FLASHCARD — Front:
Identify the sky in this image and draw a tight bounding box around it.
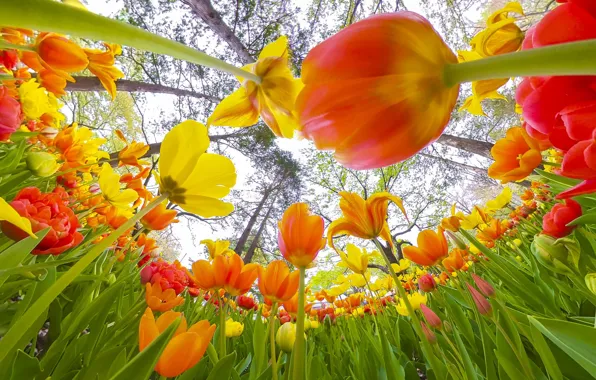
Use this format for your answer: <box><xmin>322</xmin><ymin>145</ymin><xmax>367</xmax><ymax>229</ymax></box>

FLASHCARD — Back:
<box><xmin>82</xmin><ymin>0</ymin><xmax>485</xmax><ymax>267</ymax></box>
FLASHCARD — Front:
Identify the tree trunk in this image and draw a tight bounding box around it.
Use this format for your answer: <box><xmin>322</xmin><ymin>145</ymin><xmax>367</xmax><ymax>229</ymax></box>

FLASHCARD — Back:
<box><xmin>182</xmin><ymin>0</ymin><xmax>254</xmax><ymax>64</ymax></box>
<box><xmin>419</xmin><ymin>152</ymin><xmax>489</xmax><ymax>176</ymax></box>
<box><xmin>243</xmin><ymin>203</ymin><xmax>275</xmax><ymax>263</ymax></box>
<box><xmin>436</xmin><ymin>134</ymin><xmax>494</xmax><ymax>159</ymax></box>
<box><xmin>65</xmin><ymin>76</ymin><xmax>221</xmax><ymax>102</ymax></box>
<box><xmin>234</xmin><ymin>189</ymin><xmax>272</xmax><ymax>254</ymax></box>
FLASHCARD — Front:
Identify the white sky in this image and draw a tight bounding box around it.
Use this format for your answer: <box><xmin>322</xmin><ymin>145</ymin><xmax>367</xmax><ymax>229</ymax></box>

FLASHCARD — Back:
<box><xmin>82</xmin><ymin>0</ymin><xmax>485</xmax><ymax>266</ymax></box>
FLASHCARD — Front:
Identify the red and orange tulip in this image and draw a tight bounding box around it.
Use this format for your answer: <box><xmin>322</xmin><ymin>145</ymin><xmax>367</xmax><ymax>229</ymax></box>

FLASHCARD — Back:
<box><xmin>278</xmin><ymin>203</ymin><xmax>325</xmax><ymax>267</ymax></box>
<box><xmin>139</xmin><ymin>308</ymin><xmax>215</xmax><ymax>377</ymax></box>
<box><xmin>258</xmin><ymin>260</ymin><xmax>300</xmax><ymax>303</ymax></box>
<box><xmin>488</xmin><ymin>126</ymin><xmax>543</xmax><ymax>183</ymax></box>
<box><xmin>442</xmin><ymin>248</ymin><xmax>467</xmax><ymax>272</ymax></box>
<box><xmin>191</xmin><ymin>253</ymin><xmax>259</xmax><ymax>296</ymax></box>
<box><xmin>141</xmin><ymin>198</ymin><xmax>179</xmax><ymax>231</ymax></box>
<box><xmin>297</xmin><ymin>12</ymin><xmax>459</xmax><ymax>169</ymax></box>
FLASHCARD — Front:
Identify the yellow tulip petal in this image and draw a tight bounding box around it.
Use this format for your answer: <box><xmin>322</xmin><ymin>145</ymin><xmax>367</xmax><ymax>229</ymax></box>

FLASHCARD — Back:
<box><xmin>207</xmin><ymin>87</ymin><xmax>259</xmax><ymax>128</ymax></box>
<box><xmin>258</xmin><ymin>35</ymin><xmax>289</xmax><ymax>60</ymax></box>
<box><xmin>0</xmin><ymin>197</ymin><xmax>35</xmax><ymax>238</ymax></box>
<box><xmin>159</xmin><ymin>120</ymin><xmax>209</xmax><ymax>182</ymax></box>
<box><xmin>179</xmin><ymin>196</ymin><xmax>235</xmax><ymax>218</ymax></box>
<box><xmin>182</xmin><ymin>153</ymin><xmax>237</xmax><ymax>198</ymax></box>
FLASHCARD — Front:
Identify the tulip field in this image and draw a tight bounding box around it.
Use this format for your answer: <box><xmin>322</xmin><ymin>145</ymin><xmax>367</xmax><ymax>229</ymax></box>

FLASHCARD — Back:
<box><xmin>2</xmin><ymin>0</ymin><xmax>596</xmax><ymax>379</ymax></box>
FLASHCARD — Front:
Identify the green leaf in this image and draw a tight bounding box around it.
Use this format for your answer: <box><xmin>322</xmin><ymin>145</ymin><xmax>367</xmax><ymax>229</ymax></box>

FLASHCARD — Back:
<box><xmin>1</xmin><ymin>0</ymin><xmax>258</xmax><ymax>82</ymax></box>
<box><xmin>108</xmin><ymin>317</ymin><xmax>181</xmax><ymax>380</ymax></box>
<box><xmin>9</xmin><ymin>350</ymin><xmax>41</xmax><ymax>380</ymax></box>
<box><xmin>0</xmin><ymin>228</ymin><xmax>49</xmax><ymax>287</ymax></box>
<box><xmin>452</xmin><ymin>330</ymin><xmax>479</xmax><ymax>380</ymax></box>
<box><xmin>568</xmin><ymin>211</ymin><xmax>596</xmax><ymax>226</ymax></box>
<box><xmin>76</xmin><ymin>347</ymin><xmax>126</xmax><ymax>380</ymax></box>
<box><xmin>0</xmin><ymin>140</ymin><xmax>27</xmax><ymax>175</ymax></box>
<box><xmin>529</xmin><ymin>322</ymin><xmax>563</xmax><ymax>380</ymax></box>
<box><xmin>529</xmin><ymin>316</ymin><xmax>596</xmax><ymax>376</ymax></box>
<box><xmin>206</xmin><ymin>352</ymin><xmax>237</xmax><ymax>380</ymax></box>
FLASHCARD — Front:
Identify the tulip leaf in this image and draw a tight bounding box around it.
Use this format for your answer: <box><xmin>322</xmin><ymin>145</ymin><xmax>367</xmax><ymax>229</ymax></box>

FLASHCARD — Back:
<box><xmin>529</xmin><ymin>321</ymin><xmax>563</xmax><ymax>380</ymax></box>
<box><xmin>108</xmin><ymin>317</ymin><xmax>181</xmax><ymax>380</ymax></box>
<box><xmin>0</xmin><ymin>228</ymin><xmax>48</xmax><ymax>287</ymax></box>
<box><xmin>9</xmin><ymin>350</ymin><xmax>41</xmax><ymax>380</ymax></box>
<box><xmin>528</xmin><ymin>316</ymin><xmax>596</xmax><ymax>376</ymax></box>
<box><xmin>536</xmin><ymin>169</ymin><xmax>580</xmax><ymax>187</ymax></box>
<box><xmin>206</xmin><ymin>351</ymin><xmax>237</xmax><ymax>380</ymax></box>
<box><xmin>77</xmin><ymin>346</ymin><xmax>126</xmax><ymax>380</ymax></box>
<box><xmin>0</xmin><ymin>140</ymin><xmax>27</xmax><ymax>176</ymax></box>
<box><xmin>568</xmin><ymin>211</ymin><xmax>596</xmax><ymax>226</ymax></box>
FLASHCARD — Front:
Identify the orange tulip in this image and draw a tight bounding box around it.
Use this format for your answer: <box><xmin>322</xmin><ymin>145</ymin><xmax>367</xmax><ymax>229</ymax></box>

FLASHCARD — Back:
<box><xmin>145</xmin><ymin>282</ymin><xmax>184</xmax><ymax>312</ymax></box>
<box><xmin>488</xmin><ymin>126</ymin><xmax>542</xmax><ymax>183</ymax></box>
<box><xmin>282</xmin><ymin>291</ymin><xmax>303</xmax><ymax>315</ymax></box>
<box><xmin>35</xmin><ymin>33</ymin><xmax>89</xmax><ymax>73</ymax></box>
<box><xmin>442</xmin><ymin>248</ymin><xmax>466</xmax><ymax>272</ymax></box>
<box><xmin>277</xmin><ymin>203</ymin><xmax>325</xmax><ymax>267</ymax></box>
<box><xmin>84</xmin><ymin>43</ymin><xmax>124</xmax><ymax>99</ymax></box>
<box><xmin>141</xmin><ymin>199</ymin><xmax>178</xmax><ymax>231</ymax></box>
<box><xmin>191</xmin><ymin>253</ymin><xmax>259</xmax><ymax>296</ymax></box>
<box><xmin>115</xmin><ymin>130</ymin><xmax>149</xmax><ymax>168</ymax></box>
<box><xmin>346</xmin><ymin>293</ymin><xmax>362</xmax><ymax>308</ymax></box>
<box><xmin>477</xmin><ymin>219</ymin><xmax>506</xmax><ymax>248</ymax></box>
<box><xmin>297</xmin><ymin>12</ymin><xmax>459</xmax><ymax>169</ymax></box>
<box><xmin>403</xmin><ymin>227</ymin><xmax>448</xmax><ymax>266</ymax></box>
<box><xmin>38</xmin><ymin>69</ymin><xmax>67</xmax><ymax>96</ymax></box>
<box><xmin>139</xmin><ymin>308</ymin><xmax>215</xmax><ymax>377</ymax></box>
<box><xmin>258</xmin><ymin>260</ymin><xmax>300</xmax><ymax>303</ymax></box>
<box><xmin>327</xmin><ymin>192</ymin><xmax>407</xmax><ymax>252</ymax></box>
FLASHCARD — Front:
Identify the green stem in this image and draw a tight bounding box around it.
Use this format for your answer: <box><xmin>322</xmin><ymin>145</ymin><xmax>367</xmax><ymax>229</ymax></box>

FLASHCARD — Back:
<box><xmin>373</xmin><ymin>239</ymin><xmax>444</xmax><ymax>373</ymax></box>
<box><xmin>0</xmin><ymin>40</ymin><xmax>34</xmax><ymax>51</ymax></box>
<box><xmin>269</xmin><ymin>302</ymin><xmax>279</xmax><ymax>380</ymax></box>
<box><xmin>4</xmin><ymin>0</ymin><xmax>261</xmax><ymax>83</ymax></box>
<box><xmin>218</xmin><ymin>294</ymin><xmax>227</xmax><ymax>358</ymax></box>
<box><xmin>443</xmin><ymin>40</ymin><xmax>596</xmax><ymax>87</ymax></box>
<box><xmin>0</xmin><ymin>193</ymin><xmax>167</xmax><ymax>364</ymax></box>
<box><xmin>292</xmin><ymin>266</ymin><xmax>306</xmax><ymax>380</ymax></box>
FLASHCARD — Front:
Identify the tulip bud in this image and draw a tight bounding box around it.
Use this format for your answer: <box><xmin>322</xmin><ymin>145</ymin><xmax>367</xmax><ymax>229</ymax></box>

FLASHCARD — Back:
<box><xmin>471</xmin><ymin>274</ymin><xmax>495</xmax><ymax>298</ymax></box>
<box><xmin>418</xmin><ymin>273</ymin><xmax>437</xmax><ymax>293</ymax></box>
<box><xmin>531</xmin><ymin>234</ymin><xmax>580</xmax><ymax>275</ymax></box>
<box><xmin>310</xmin><ymin>319</ymin><xmax>320</xmax><ymax>329</ymax></box>
<box><xmin>443</xmin><ymin>320</ymin><xmax>453</xmax><ymax>333</ymax></box>
<box><xmin>420</xmin><ymin>304</ymin><xmax>442</xmax><ymax>329</ymax></box>
<box><xmin>40</xmin><ymin>126</ymin><xmax>58</xmax><ymax>140</ymax></box>
<box><xmin>467</xmin><ymin>284</ymin><xmax>492</xmax><ymax>316</ymax></box>
<box><xmin>276</xmin><ymin>322</ymin><xmax>297</xmax><ymax>353</ymax></box>
<box><xmin>421</xmin><ymin>322</ymin><xmax>437</xmax><ymax>344</ymax></box>
<box><xmin>586</xmin><ymin>273</ymin><xmax>596</xmax><ymax>295</ymax></box>
<box><xmin>225</xmin><ymin>319</ymin><xmax>244</xmax><ymax>337</ymax></box>
<box><xmin>26</xmin><ymin>152</ymin><xmax>60</xmax><ymax>177</ymax></box>
<box><xmin>36</xmin><ymin>33</ymin><xmax>89</xmax><ymax>72</ymax></box>
<box><xmin>303</xmin><ymin>317</ymin><xmax>312</xmax><ymax>331</ymax></box>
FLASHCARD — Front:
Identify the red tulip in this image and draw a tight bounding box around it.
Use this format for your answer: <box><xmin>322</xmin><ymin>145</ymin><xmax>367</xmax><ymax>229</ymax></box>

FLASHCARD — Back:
<box><xmin>418</xmin><ymin>274</ymin><xmax>437</xmax><ymax>293</ymax></box>
<box><xmin>0</xmin><ymin>86</ymin><xmax>21</xmax><ymax>141</ymax></box>
<box><xmin>542</xmin><ymin>199</ymin><xmax>582</xmax><ymax>238</ymax></box>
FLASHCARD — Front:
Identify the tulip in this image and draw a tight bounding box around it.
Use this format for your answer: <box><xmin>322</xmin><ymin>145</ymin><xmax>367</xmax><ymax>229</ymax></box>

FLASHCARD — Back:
<box><xmin>35</xmin><ymin>33</ymin><xmax>89</xmax><ymax>72</ymax></box>
<box><xmin>139</xmin><ymin>308</ymin><xmax>215</xmax><ymax>377</ymax></box>
<box><xmin>470</xmin><ymin>2</ymin><xmax>525</xmax><ymax>57</ymax></box>
<box><xmin>421</xmin><ymin>322</ymin><xmax>437</xmax><ymax>344</ymax></box>
<box><xmin>542</xmin><ymin>199</ymin><xmax>581</xmax><ymax>238</ymax></box>
<box><xmin>276</xmin><ymin>322</ymin><xmax>297</xmax><ymax>353</ymax></box>
<box><xmin>471</xmin><ymin>274</ymin><xmax>495</xmax><ymax>298</ymax></box>
<box><xmin>531</xmin><ymin>234</ymin><xmax>580</xmax><ymax>275</ymax></box>
<box><xmin>420</xmin><ymin>304</ymin><xmax>442</xmax><ymax>329</ymax></box>
<box><xmin>38</xmin><ymin>69</ymin><xmax>68</xmax><ymax>97</ymax></box>
<box><xmin>278</xmin><ymin>203</ymin><xmax>325</xmax><ymax>268</ymax></box>
<box><xmin>191</xmin><ymin>253</ymin><xmax>259</xmax><ymax>296</ymax></box>
<box><xmin>0</xmin><ymin>197</ymin><xmax>34</xmax><ymax>238</ymax></box>
<box><xmin>476</xmin><ymin>219</ymin><xmax>506</xmax><ymax>248</ymax></box>
<box><xmin>442</xmin><ymin>248</ymin><xmax>467</xmax><ymax>272</ymax></box>
<box><xmin>467</xmin><ymin>284</ymin><xmax>492</xmax><ymax>316</ymax></box>
<box><xmin>25</xmin><ymin>152</ymin><xmax>60</xmax><ymax>177</ymax></box>
<box><xmin>115</xmin><ymin>129</ymin><xmax>149</xmax><ymax>168</ymax></box>
<box><xmin>418</xmin><ymin>274</ymin><xmax>437</xmax><ymax>293</ymax></box>
<box><xmin>488</xmin><ymin>126</ymin><xmax>543</xmax><ymax>183</ymax></box>
<box><xmin>258</xmin><ymin>260</ymin><xmax>300</xmax><ymax>303</ymax></box>
<box><xmin>201</xmin><ymin>239</ymin><xmax>235</xmax><ymax>259</ymax></box>
<box><xmin>395</xmin><ymin>292</ymin><xmax>427</xmax><ymax>316</ymax></box>
<box><xmin>225</xmin><ymin>318</ymin><xmax>244</xmax><ymax>337</ymax></box>
<box><xmin>208</xmin><ymin>36</ymin><xmax>301</xmax><ymax>138</ymax></box>
<box><xmin>157</xmin><ymin>120</ymin><xmax>236</xmax><ymax>217</ymax></box>
<box><xmin>83</xmin><ymin>43</ymin><xmax>124</xmax><ymax>99</ymax></box>
<box><xmin>141</xmin><ymin>199</ymin><xmax>178</xmax><ymax>231</ymax></box>
<box><xmin>557</xmin><ymin>140</ymin><xmax>596</xmax><ymax>199</ymax></box>
<box><xmin>327</xmin><ymin>191</ymin><xmax>407</xmax><ymax>252</ymax></box>
<box><xmin>98</xmin><ymin>163</ymin><xmax>139</xmax><ymax>210</ymax></box>
<box><xmin>237</xmin><ymin>294</ymin><xmax>257</xmax><ymax>310</ymax></box>
<box><xmin>145</xmin><ymin>282</ymin><xmax>184</xmax><ymax>312</ymax></box>
<box><xmin>297</xmin><ymin>12</ymin><xmax>459</xmax><ymax>169</ymax></box>
<box><xmin>338</xmin><ymin>244</ymin><xmax>376</xmax><ymax>275</ymax></box>
<box><xmin>0</xmin><ymin>86</ymin><xmax>21</xmax><ymax>140</ymax></box>
<box><xmin>440</xmin><ymin>204</ymin><xmax>463</xmax><ymax>232</ymax></box>
<box><xmin>403</xmin><ymin>227</ymin><xmax>448</xmax><ymax>266</ymax></box>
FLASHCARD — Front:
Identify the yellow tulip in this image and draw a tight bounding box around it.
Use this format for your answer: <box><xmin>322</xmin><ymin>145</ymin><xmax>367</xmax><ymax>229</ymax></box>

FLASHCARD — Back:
<box><xmin>225</xmin><ymin>318</ymin><xmax>244</xmax><ymax>337</ymax></box>
<box><xmin>98</xmin><ymin>163</ymin><xmax>138</xmax><ymax>210</ymax></box>
<box><xmin>460</xmin><ymin>206</ymin><xmax>490</xmax><ymax>230</ymax></box>
<box><xmin>0</xmin><ymin>197</ymin><xmax>35</xmax><ymax>237</ymax></box>
<box><xmin>471</xmin><ymin>2</ymin><xmax>524</xmax><ymax>57</ymax></box>
<box><xmin>395</xmin><ymin>292</ymin><xmax>427</xmax><ymax>316</ymax></box>
<box><xmin>485</xmin><ymin>187</ymin><xmax>512</xmax><ymax>213</ymax></box>
<box><xmin>337</xmin><ymin>244</ymin><xmax>376</xmax><ymax>275</ymax></box>
<box><xmin>391</xmin><ymin>259</ymin><xmax>411</xmax><ymax>273</ymax></box>
<box><xmin>208</xmin><ymin>36</ymin><xmax>302</xmax><ymax>138</ymax></box>
<box><xmin>157</xmin><ymin>120</ymin><xmax>237</xmax><ymax>217</ymax></box>
<box><xmin>276</xmin><ymin>322</ymin><xmax>297</xmax><ymax>353</ymax></box>
<box><xmin>200</xmin><ymin>239</ymin><xmax>235</xmax><ymax>259</ymax></box>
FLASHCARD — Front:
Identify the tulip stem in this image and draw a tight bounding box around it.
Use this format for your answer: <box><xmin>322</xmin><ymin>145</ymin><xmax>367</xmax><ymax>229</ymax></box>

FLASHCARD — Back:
<box><xmin>292</xmin><ymin>266</ymin><xmax>306</xmax><ymax>380</ymax></box>
<box><xmin>269</xmin><ymin>302</ymin><xmax>279</xmax><ymax>380</ymax></box>
<box><xmin>3</xmin><ymin>0</ymin><xmax>261</xmax><ymax>83</ymax></box>
<box><xmin>443</xmin><ymin>40</ymin><xmax>596</xmax><ymax>87</ymax></box>
<box><xmin>218</xmin><ymin>295</ymin><xmax>227</xmax><ymax>358</ymax></box>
